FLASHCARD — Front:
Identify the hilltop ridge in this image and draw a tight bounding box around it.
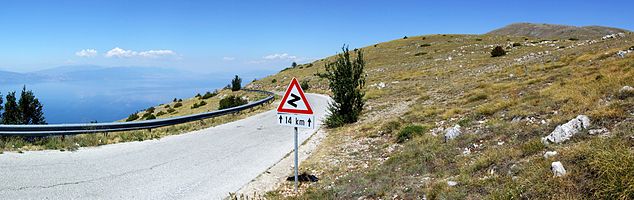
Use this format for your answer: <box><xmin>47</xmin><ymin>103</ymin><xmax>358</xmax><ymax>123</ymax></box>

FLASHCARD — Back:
<box><xmin>487</xmin><ymin>22</ymin><xmax>630</xmax><ymax>39</ymax></box>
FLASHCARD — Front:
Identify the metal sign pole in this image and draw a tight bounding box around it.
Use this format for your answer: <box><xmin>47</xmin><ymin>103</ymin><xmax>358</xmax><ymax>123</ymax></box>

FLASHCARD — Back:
<box><xmin>294</xmin><ymin>126</ymin><xmax>299</xmax><ymax>193</ymax></box>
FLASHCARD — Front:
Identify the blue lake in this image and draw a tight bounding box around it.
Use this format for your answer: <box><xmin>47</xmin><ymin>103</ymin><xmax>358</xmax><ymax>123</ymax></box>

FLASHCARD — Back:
<box><xmin>0</xmin><ymin>78</ymin><xmax>225</xmax><ymax>124</ymax></box>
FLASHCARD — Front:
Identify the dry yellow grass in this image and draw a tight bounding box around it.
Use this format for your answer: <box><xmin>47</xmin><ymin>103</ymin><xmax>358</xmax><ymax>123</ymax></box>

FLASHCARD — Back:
<box><xmin>254</xmin><ymin>33</ymin><xmax>634</xmax><ymax>199</ymax></box>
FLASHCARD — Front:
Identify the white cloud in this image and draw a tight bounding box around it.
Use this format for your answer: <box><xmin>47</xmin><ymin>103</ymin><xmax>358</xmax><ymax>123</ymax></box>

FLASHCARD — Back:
<box><xmin>263</xmin><ymin>53</ymin><xmax>297</xmax><ymax>60</ymax></box>
<box><xmin>139</xmin><ymin>50</ymin><xmax>176</xmax><ymax>58</ymax></box>
<box><xmin>222</xmin><ymin>56</ymin><xmax>236</xmax><ymax>61</ymax></box>
<box><xmin>105</xmin><ymin>47</ymin><xmax>176</xmax><ymax>58</ymax></box>
<box><xmin>105</xmin><ymin>47</ymin><xmax>136</xmax><ymax>58</ymax></box>
<box><xmin>75</xmin><ymin>49</ymin><xmax>98</xmax><ymax>57</ymax></box>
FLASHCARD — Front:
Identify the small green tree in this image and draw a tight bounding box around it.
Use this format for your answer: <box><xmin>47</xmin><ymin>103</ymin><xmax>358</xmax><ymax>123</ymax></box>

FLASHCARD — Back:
<box><xmin>16</xmin><ymin>86</ymin><xmax>46</xmax><ymax>124</ymax></box>
<box><xmin>2</xmin><ymin>92</ymin><xmax>20</xmax><ymax>124</ymax></box>
<box><xmin>317</xmin><ymin>45</ymin><xmax>366</xmax><ymax>127</ymax></box>
<box><xmin>231</xmin><ymin>75</ymin><xmax>242</xmax><ymax>91</ymax></box>
<box><xmin>291</xmin><ymin>62</ymin><xmax>298</xmax><ymax>68</ymax></box>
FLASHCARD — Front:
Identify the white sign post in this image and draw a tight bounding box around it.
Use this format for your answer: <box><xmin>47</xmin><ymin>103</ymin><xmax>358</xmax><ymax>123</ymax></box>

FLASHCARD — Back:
<box><xmin>276</xmin><ymin>77</ymin><xmax>314</xmax><ymax>192</ymax></box>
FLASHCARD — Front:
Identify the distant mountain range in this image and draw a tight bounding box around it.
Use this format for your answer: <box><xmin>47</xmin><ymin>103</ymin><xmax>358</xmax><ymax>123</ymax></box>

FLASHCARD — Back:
<box><xmin>0</xmin><ymin>65</ymin><xmax>212</xmax><ymax>84</ymax></box>
<box><xmin>487</xmin><ymin>22</ymin><xmax>631</xmax><ymax>39</ymax></box>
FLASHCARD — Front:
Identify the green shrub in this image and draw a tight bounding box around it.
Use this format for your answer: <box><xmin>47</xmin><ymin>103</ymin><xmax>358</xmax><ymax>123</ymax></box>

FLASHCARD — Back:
<box><xmin>420</xmin><ymin>43</ymin><xmax>431</xmax><ymax>47</ymax></box>
<box><xmin>146</xmin><ymin>107</ymin><xmax>155</xmax><ymax>113</ymax></box>
<box><xmin>201</xmin><ymin>91</ymin><xmax>218</xmax><ymax>99</ymax></box>
<box><xmin>126</xmin><ymin>113</ymin><xmax>139</xmax><ymax>121</ymax></box>
<box><xmin>475</xmin><ymin>38</ymin><xmax>483</xmax><ymax>41</ymax></box>
<box><xmin>414</xmin><ymin>52</ymin><xmax>427</xmax><ymax>56</ymax></box>
<box><xmin>381</xmin><ymin>120</ymin><xmax>401</xmax><ymax>135</ymax></box>
<box><xmin>195</xmin><ymin>93</ymin><xmax>201</xmax><ymax>98</ymax></box>
<box><xmin>219</xmin><ymin>95</ymin><xmax>248</xmax><ymax>110</ymax></box>
<box><xmin>568</xmin><ymin>38</ymin><xmax>579</xmax><ymax>41</ymax></box>
<box><xmin>403</xmin><ymin>36</ymin><xmax>408</xmax><ymax>39</ymax></box>
<box><xmin>520</xmin><ymin>138</ymin><xmax>545</xmax><ymax>156</ymax></box>
<box><xmin>167</xmin><ymin>108</ymin><xmax>176</xmax><ymax>113</ymax></box>
<box><xmin>173</xmin><ymin>102</ymin><xmax>182</xmax><ymax>108</ymax></box>
<box><xmin>396</xmin><ymin>125</ymin><xmax>427</xmax><ymax>143</ymax></box>
<box><xmin>512</xmin><ymin>42</ymin><xmax>522</xmax><ymax>47</ymax></box>
<box><xmin>467</xmin><ymin>93</ymin><xmax>488</xmax><ymax>102</ymax></box>
<box><xmin>300</xmin><ymin>80</ymin><xmax>310</xmax><ymax>91</ymax></box>
<box><xmin>156</xmin><ymin>111</ymin><xmax>166</xmax><ymax>116</ymax></box>
<box><xmin>271</xmin><ymin>79</ymin><xmax>277</xmax><ymax>83</ymax></box>
<box><xmin>141</xmin><ymin>112</ymin><xmax>153</xmax><ymax>119</ymax></box>
<box><xmin>164</xmin><ymin>104</ymin><xmax>170</xmax><ymax>108</ymax></box>
<box><xmin>145</xmin><ymin>114</ymin><xmax>156</xmax><ymax>120</ymax></box>
<box><xmin>191</xmin><ymin>101</ymin><xmax>207</xmax><ymax>109</ymax></box>
<box><xmin>491</xmin><ymin>46</ymin><xmax>506</xmax><ymax>57</ymax></box>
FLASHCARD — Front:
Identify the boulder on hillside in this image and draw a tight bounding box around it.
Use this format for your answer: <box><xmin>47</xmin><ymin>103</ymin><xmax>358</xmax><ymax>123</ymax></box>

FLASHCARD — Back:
<box><xmin>444</xmin><ymin>124</ymin><xmax>462</xmax><ymax>142</ymax></box>
<box><xmin>541</xmin><ymin>115</ymin><xmax>590</xmax><ymax>144</ymax></box>
<box><xmin>543</xmin><ymin>151</ymin><xmax>558</xmax><ymax>159</ymax></box>
<box><xmin>551</xmin><ymin>161</ymin><xmax>567</xmax><ymax>177</ymax></box>
<box><xmin>618</xmin><ymin>86</ymin><xmax>634</xmax><ymax>99</ymax></box>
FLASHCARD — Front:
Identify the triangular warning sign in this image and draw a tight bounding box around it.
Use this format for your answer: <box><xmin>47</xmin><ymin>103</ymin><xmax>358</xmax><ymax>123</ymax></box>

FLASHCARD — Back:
<box><xmin>277</xmin><ymin>78</ymin><xmax>314</xmax><ymax>114</ymax></box>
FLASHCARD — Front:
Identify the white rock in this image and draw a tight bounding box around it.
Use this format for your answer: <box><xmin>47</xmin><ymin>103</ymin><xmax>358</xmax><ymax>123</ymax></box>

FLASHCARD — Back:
<box><xmin>447</xmin><ymin>181</ymin><xmax>458</xmax><ymax>186</ymax></box>
<box><xmin>551</xmin><ymin>161</ymin><xmax>566</xmax><ymax>177</ymax></box>
<box><xmin>376</xmin><ymin>82</ymin><xmax>386</xmax><ymax>89</ymax></box>
<box><xmin>462</xmin><ymin>148</ymin><xmax>471</xmax><ymax>155</ymax></box>
<box><xmin>541</xmin><ymin>115</ymin><xmax>590</xmax><ymax>144</ymax></box>
<box><xmin>620</xmin><ymin>86</ymin><xmax>634</xmax><ymax>96</ymax></box>
<box><xmin>444</xmin><ymin>124</ymin><xmax>462</xmax><ymax>141</ymax></box>
<box><xmin>588</xmin><ymin>128</ymin><xmax>609</xmax><ymax>135</ymax></box>
<box><xmin>543</xmin><ymin>151</ymin><xmax>558</xmax><ymax>159</ymax></box>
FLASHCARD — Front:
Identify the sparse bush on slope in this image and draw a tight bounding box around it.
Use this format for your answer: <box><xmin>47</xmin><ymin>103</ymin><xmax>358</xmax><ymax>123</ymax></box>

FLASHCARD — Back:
<box><xmin>126</xmin><ymin>113</ymin><xmax>139</xmax><ymax>122</ymax></box>
<box><xmin>219</xmin><ymin>95</ymin><xmax>247</xmax><ymax>110</ymax></box>
<box><xmin>316</xmin><ymin>45</ymin><xmax>366</xmax><ymax>128</ymax></box>
<box><xmin>491</xmin><ymin>46</ymin><xmax>506</xmax><ymax>57</ymax></box>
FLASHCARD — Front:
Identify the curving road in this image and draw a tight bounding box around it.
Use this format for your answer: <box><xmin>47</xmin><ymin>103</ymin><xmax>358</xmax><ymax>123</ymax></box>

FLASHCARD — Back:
<box><xmin>0</xmin><ymin>93</ymin><xmax>330</xmax><ymax>199</ymax></box>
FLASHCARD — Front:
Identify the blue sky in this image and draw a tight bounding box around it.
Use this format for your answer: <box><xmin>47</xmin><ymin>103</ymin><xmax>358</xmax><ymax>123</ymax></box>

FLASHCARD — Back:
<box><xmin>1</xmin><ymin>0</ymin><xmax>632</xmax><ymax>73</ymax></box>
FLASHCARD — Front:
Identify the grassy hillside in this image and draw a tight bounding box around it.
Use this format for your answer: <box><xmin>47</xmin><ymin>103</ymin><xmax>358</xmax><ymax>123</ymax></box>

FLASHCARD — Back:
<box><xmin>125</xmin><ymin>89</ymin><xmax>268</xmax><ymax>121</ymax></box>
<box><xmin>249</xmin><ymin>32</ymin><xmax>634</xmax><ymax>199</ymax></box>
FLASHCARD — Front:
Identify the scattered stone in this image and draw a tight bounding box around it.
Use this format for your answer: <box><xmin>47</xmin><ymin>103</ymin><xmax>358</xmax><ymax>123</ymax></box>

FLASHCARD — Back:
<box><xmin>588</xmin><ymin>128</ymin><xmax>609</xmax><ymax>135</ymax></box>
<box><xmin>618</xmin><ymin>86</ymin><xmax>634</xmax><ymax>99</ymax></box>
<box><xmin>602</xmin><ymin>33</ymin><xmax>626</xmax><ymax>40</ymax></box>
<box><xmin>541</xmin><ymin>115</ymin><xmax>590</xmax><ymax>144</ymax></box>
<box><xmin>444</xmin><ymin>124</ymin><xmax>462</xmax><ymax>142</ymax></box>
<box><xmin>447</xmin><ymin>181</ymin><xmax>458</xmax><ymax>186</ymax></box>
<box><xmin>617</xmin><ymin>50</ymin><xmax>631</xmax><ymax>58</ymax></box>
<box><xmin>551</xmin><ymin>161</ymin><xmax>566</xmax><ymax>177</ymax></box>
<box><xmin>543</xmin><ymin>151</ymin><xmax>558</xmax><ymax>159</ymax></box>
<box><xmin>462</xmin><ymin>148</ymin><xmax>471</xmax><ymax>155</ymax></box>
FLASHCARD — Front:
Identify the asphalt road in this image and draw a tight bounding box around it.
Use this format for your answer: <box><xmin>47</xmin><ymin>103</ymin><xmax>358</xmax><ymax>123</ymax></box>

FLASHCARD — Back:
<box><xmin>0</xmin><ymin>93</ymin><xmax>330</xmax><ymax>200</ymax></box>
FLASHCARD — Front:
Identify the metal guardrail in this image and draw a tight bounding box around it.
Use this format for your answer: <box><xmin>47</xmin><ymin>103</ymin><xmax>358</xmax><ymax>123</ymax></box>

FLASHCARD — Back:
<box><xmin>0</xmin><ymin>90</ymin><xmax>274</xmax><ymax>137</ymax></box>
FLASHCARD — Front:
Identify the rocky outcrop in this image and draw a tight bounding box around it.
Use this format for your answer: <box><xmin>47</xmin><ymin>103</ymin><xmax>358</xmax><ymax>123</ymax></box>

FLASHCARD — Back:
<box><xmin>541</xmin><ymin>115</ymin><xmax>590</xmax><ymax>144</ymax></box>
<box><xmin>444</xmin><ymin>124</ymin><xmax>461</xmax><ymax>142</ymax></box>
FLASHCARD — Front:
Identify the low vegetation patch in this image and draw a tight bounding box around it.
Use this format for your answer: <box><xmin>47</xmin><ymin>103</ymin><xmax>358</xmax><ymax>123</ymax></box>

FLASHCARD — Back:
<box><xmin>219</xmin><ymin>95</ymin><xmax>248</xmax><ymax>110</ymax></box>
